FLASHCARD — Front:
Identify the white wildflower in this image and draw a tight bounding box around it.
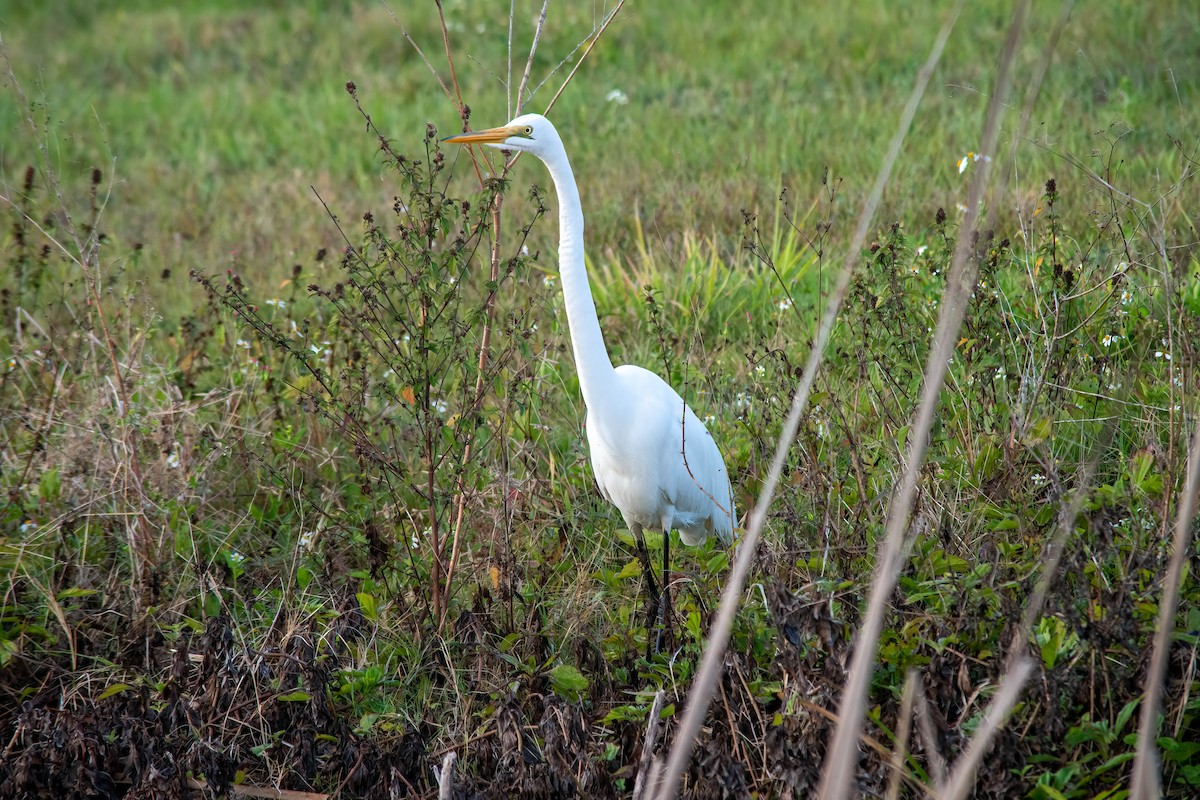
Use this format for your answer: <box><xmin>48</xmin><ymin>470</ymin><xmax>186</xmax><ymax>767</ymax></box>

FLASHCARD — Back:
<box><xmin>605</xmin><ymin>89</ymin><xmax>629</xmax><ymax>105</ymax></box>
<box><xmin>957</xmin><ymin>152</ymin><xmax>991</xmax><ymax>174</ymax></box>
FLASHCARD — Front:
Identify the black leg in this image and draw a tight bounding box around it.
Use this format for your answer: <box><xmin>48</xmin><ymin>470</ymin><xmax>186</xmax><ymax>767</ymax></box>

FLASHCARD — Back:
<box><xmin>656</xmin><ymin>529</ymin><xmax>672</xmax><ymax>654</ymax></box>
<box><xmin>633</xmin><ymin>526</ymin><xmax>660</xmax><ymax>656</ymax></box>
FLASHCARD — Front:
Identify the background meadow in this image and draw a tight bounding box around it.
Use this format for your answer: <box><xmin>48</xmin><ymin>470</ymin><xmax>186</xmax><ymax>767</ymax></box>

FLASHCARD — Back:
<box><xmin>2</xmin><ymin>1</ymin><xmax>1199</xmax><ymax>797</ymax></box>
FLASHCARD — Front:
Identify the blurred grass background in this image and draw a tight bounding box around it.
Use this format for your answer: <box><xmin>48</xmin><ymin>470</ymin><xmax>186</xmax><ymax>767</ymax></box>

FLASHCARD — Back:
<box><xmin>4</xmin><ymin>0</ymin><xmax>1196</xmax><ymax>316</ymax></box>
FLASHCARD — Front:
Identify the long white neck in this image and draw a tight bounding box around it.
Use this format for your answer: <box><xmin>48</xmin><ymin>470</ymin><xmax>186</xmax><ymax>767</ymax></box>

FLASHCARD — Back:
<box><xmin>540</xmin><ymin>149</ymin><xmax>616</xmax><ymax>411</ymax></box>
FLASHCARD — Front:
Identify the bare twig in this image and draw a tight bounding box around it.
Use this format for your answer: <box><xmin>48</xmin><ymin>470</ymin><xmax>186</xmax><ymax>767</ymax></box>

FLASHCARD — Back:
<box><xmin>516</xmin><ymin>0</ymin><xmax>549</xmax><ymax>114</ymax></box>
<box><xmin>634</xmin><ymin>690</ymin><xmax>667</xmax><ymax>800</ymax></box>
<box><xmin>1131</xmin><ymin>420</ymin><xmax>1200</xmax><ymax>800</ymax></box>
<box><xmin>186</xmin><ymin>778</ymin><xmax>327</xmax><ymax>800</ymax></box>
<box><xmin>885</xmin><ymin>671</ymin><xmax>919</xmax><ymax>800</ymax></box>
<box><xmin>543</xmin><ymin>0</ymin><xmax>627</xmax><ymax>116</ymax></box>
<box><xmin>914</xmin><ymin>679</ymin><xmax>947</xmax><ymax>786</ymax></box>
<box><xmin>654</xmin><ymin>6</ymin><xmax>962</xmax><ymax>797</ymax></box>
<box><xmin>382</xmin><ymin>4</ymin><xmax>453</xmax><ymax>101</ymax></box>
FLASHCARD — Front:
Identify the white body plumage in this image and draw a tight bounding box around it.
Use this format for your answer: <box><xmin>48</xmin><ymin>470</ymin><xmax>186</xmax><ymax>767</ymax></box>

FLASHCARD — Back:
<box><xmin>445</xmin><ymin>113</ymin><xmax>735</xmax><ymax>552</ymax></box>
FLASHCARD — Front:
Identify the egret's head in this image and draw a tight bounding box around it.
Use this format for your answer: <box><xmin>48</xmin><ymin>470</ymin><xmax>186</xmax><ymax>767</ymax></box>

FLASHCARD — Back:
<box><xmin>442</xmin><ymin>113</ymin><xmax>561</xmax><ymax>161</ymax></box>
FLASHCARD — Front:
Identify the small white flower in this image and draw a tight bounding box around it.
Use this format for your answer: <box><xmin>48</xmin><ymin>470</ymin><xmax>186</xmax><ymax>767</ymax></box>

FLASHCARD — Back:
<box><xmin>916</xmin><ymin>245</ymin><xmax>928</xmax><ymax>256</ymax></box>
<box><xmin>236</xmin><ymin>339</ymin><xmax>250</xmax><ymax>349</ymax></box>
<box><xmin>777</xmin><ymin>298</ymin><xmax>792</xmax><ymax>311</ymax></box>
<box><xmin>704</xmin><ymin>414</ymin><xmax>716</xmax><ymax>424</ymax></box>
<box><xmin>265</xmin><ymin>298</ymin><xmax>286</xmax><ymax>309</ymax></box>
<box><xmin>299</xmin><ymin>530</ymin><xmax>316</xmax><ymax>549</ymax></box>
<box><xmin>1120</xmin><ymin>290</ymin><xmax>1132</xmax><ymax>305</ymax></box>
<box><xmin>228</xmin><ymin>550</ymin><xmax>246</xmax><ymax>564</ymax></box>
<box><xmin>544</xmin><ymin>275</ymin><xmax>557</xmax><ymax>288</ymax></box>
<box><xmin>166</xmin><ymin>450</ymin><xmax>181</xmax><ymax>469</ymax></box>
<box><xmin>910</xmin><ymin>265</ymin><xmax>920</xmax><ymax>275</ymax></box>
<box><xmin>1031</xmin><ymin>473</ymin><xmax>1048</xmax><ymax>487</ymax></box>
<box><xmin>995</xmin><ymin>367</ymin><xmax>1007</xmax><ymax>380</ymax></box>
<box><xmin>431</xmin><ymin>398</ymin><xmax>448</xmax><ymax>414</ymax></box>
<box><xmin>521</xmin><ymin>244</ymin><xmax>530</xmax><ymax>256</ymax></box>
<box><xmin>735</xmin><ymin>392</ymin><xmax>750</xmax><ymax>409</ymax></box>
<box><xmin>605</xmin><ymin>89</ymin><xmax>629</xmax><ymax>105</ymax></box>
<box><xmin>957</xmin><ymin>152</ymin><xmax>991</xmax><ymax>174</ymax></box>
<box><xmin>755</xmin><ymin>364</ymin><xmax>765</xmax><ymax>376</ymax></box>
<box><xmin>1101</xmin><ymin>334</ymin><xmax>1118</xmax><ymax>347</ymax></box>
<box><xmin>19</xmin><ymin>520</ymin><xmax>36</xmax><ymax>534</ymax></box>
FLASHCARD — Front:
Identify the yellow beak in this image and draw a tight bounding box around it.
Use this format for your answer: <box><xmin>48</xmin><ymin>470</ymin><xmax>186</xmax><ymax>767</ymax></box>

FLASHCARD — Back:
<box><xmin>442</xmin><ymin>125</ymin><xmax>521</xmax><ymax>145</ymax></box>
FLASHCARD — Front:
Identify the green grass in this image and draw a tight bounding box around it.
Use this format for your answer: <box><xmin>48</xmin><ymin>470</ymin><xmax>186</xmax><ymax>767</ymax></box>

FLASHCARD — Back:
<box><xmin>3</xmin><ymin>0</ymin><xmax>1197</xmax><ymax>314</ymax></box>
<box><xmin>2</xmin><ymin>1</ymin><xmax>1200</xmax><ymax>797</ymax></box>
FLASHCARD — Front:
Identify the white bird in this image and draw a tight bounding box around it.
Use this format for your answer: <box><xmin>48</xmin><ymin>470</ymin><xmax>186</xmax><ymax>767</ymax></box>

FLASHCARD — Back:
<box><xmin>444</xmin><ymin>114</ymin><xmax>735</xmax><ymax>642</ymax></box>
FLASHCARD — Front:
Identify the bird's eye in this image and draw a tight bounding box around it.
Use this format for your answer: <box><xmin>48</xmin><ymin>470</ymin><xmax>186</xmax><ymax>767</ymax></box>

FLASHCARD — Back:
<box><xmin>522</xmin><ymin>126</ymin><xmax>533</xmax><ymax>136</ymax></box>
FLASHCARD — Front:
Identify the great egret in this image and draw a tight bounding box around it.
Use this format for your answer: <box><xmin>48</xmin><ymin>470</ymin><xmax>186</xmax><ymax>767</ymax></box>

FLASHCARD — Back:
<box><xmin>444</xmin><ymin>114</ymin><xmax>735</xmax><ymax>644</ymax></box>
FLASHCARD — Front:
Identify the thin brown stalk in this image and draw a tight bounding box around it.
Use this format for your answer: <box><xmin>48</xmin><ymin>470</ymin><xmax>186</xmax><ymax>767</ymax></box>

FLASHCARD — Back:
<box><xmin>434</xmin><ymin>0</ymin><xmax>467</xmax><ymax>109</ymax></box>
<box><xmin>441</xmin><ymin>196</ymin><xmax>503</xmax><ymax>630</ymax></box>
<box><xmin>885</xmin><ymin>671</ymin><xmax>919</xmax><ymax>800</ymax></box>
<box><xmin>544</xmin><ymin>0</ymin><xmax>627</xmax><ymax>116</ymax></box>
<box><xmin>441</xmin><ymin>3</ymin><xmax>632</xmax><ymax>625</ymax></box>
<box><xmin>654</xmin><ymin>5</ymin><xmax>961</xmax><ymax>797</ymax></box>
<box><xmin>914</xmin><ymin>680</ymin><xmax>947</xmax><ymax>786</ymax></box>
<box><xmin>1131</xmin><ymin>420</ymin><xmax>1200</xmax><ymax>799</ymax></box>
<box><xmin>516</xmin><ymin>0</ymin><xmax>550</xmax><ymax>113</ymax></box>
<box><xmin>381</xmin><ymin>4</ymin><xmax>453</xmax><ymax>102</ymax></box>
<box><xmin>817</xmin><ymin>2</ymin><xmax>1028</xmax><ymax>796</ymax></box>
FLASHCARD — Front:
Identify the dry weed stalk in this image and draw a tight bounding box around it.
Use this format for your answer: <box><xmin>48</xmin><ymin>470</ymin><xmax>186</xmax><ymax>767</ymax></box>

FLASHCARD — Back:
<box><xmin>0</xmin><ymin>37</ymin><xmax>158</xmax><ymax>614</ymax></box>
<box><xmin>655</xmin><ymin>3</ymin><xmax>963</xmax><ymax>796</ymax></box>
<box><xmin>388</xmin><ymin>0</ymin><xmax>628</xmax><ymax>629</ymax></box>
<box><xmin>816</xmin><ymin>2</ymin><xmax>1032</xmax><ymax>796</ymax></box>
<box><xmin>1131</xmin><ymin>421</ymin><xmax>1200</xmax><ymax>799</ymax></box>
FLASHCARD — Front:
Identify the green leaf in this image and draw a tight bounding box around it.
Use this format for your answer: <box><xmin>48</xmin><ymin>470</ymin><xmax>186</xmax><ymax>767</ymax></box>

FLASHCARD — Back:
<box><xmin>277</xmin><ymin>690</ymin><xmax>311</xmax><ymax>702</ymax></box>
<box><xmin>547</xmin><ymin>664</ymin><xmax>589</xmax><ymax>699</ymax></box>
<box><xmin>97</xmin><ymin>682</ymin><xmax>133</xmax><ymax>700</ymax></box>
<box><xmin>38</xmin><ymin>468</ymin><xmax>61</xmax><ymax>503</ymax></box>
<box><xmin>56</xmin><ymin>587</ymin><xmax>98</xmax><ymax>601</ymax></box>
<box><xmin>356</xmin><ymin>592</ymin><xmax>377</xmax><ymax>621</ymax></box>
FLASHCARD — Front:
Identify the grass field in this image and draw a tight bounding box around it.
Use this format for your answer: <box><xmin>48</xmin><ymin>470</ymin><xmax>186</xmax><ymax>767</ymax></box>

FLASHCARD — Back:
<box><xmin>2</xmin><ymin>1</ymin><xmax>1200</xmax><ymax>797</ymax></box>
